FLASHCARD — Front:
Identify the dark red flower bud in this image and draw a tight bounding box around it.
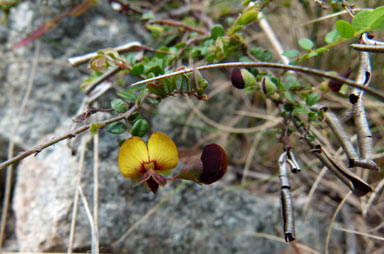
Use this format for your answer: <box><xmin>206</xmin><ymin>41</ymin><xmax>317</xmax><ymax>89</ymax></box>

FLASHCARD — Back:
<box><xmin>231</xmin><ymin>67</ymin><xmax>245</xmax><ymax>89</ymax></box>
<box><xmin>199</xmin><ymin>144</ymin><xmax>228</xmax><ymax>184</ymax></box>
<box><xmin>328</xmin><ymin>67</ymin><xmax>352</xmax><ymax>92</ymax></box>
<box><xmin>176</xmin><ymin>144</ymin><xmax>228</xmax><ymax>185</ymax></box>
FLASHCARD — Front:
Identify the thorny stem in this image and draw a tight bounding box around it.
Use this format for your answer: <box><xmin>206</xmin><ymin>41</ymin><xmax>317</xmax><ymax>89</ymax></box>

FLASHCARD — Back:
<box><xmin>0</xmin><ymin>99</ymin><xmax>143</xmax><ymax>171</ymax></box>
<box><xmin>130</xmin><ymin>62</ymin><xmax>384</xmax><ymax>102</ymax></box>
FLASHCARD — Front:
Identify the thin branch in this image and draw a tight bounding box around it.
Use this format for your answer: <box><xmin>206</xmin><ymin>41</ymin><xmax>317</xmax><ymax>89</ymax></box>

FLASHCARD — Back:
<box><xmin>130</xmin><ymin>62</ymin><xmax>384</xmax><ymax>101</ymax></box>
<box><xmin>148</xmin><ymin>19</ymin><xmax>208</xmax><ymax>34</ymax></box>
<box><xmin>0</xmin><ymin>101</ymin><xmax>141</xmax><ymax>171</ymax></box>
<box><xmin>0</xmin><ymin>40</ymin><xmax>41</xmax><ymax>249</ymax></box>
<box><xmin>67</xmin><ymin>41</ymin><xmax>142</xmax><ymax>67</ymax></box>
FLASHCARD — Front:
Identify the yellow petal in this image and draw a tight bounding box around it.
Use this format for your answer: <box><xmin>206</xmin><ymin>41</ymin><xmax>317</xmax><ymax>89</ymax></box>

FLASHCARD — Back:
<box><xmin>148</xmin><ymin>132</ymin><xmax>178</xmax><ymax>170</ymax></box>
<box><xmin>118</xmin><ymin>136</ymin><xmax>149</xmax><ymax>178</ymax></box>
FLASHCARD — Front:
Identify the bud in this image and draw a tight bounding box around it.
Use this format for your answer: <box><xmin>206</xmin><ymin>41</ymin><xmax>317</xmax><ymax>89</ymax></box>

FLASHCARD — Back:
<box><xmin>261</xmin><ymin>76</ymin><xmax>277</xmax><ymax>96</ymax></box>
<box><xmin>230</xmin><ymin>67</ymin><xmax>256</xmax><ymax>89</ymax></box>
<box><xmin>176</xmin><ymin>144</ymin><xmax>228</xmax><ymax>184</ymax></box>
<box><xmin>328</xmin><ymin>67</ymin><xmax>352</xmax><ymax>92</ymax></box>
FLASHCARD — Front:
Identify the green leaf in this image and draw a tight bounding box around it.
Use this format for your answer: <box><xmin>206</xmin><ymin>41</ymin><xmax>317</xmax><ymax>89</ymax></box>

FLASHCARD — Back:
<box><xmin>147</xmin><ymin>83</ymin><xmax>167</xmax><ymax>97</ymax></box>
<box><xmin>308</xmin><ymin>112</ymin><xmax>317</xmax><ymax>122</ymax></box>
<box><xmin>155</xmin><ymin>46</ymin><xmax>170</xmax><ymax>58</ymax></box>
<box><xmin>298</xmin><ymin>38</ymin><xmax>314</xmax><ymax>50</ymax></box>
<box><xmin>285</xmin><ymin>75</ymin><xmax>302</xmax><ymax>89</ymax></box>
<box><xmin>352</xmin><ymin>10</ymin><xmax>371</xmax><ymax>32</ymax></box>
<box><xmin>368</xmin><ymin>6</ymin><xmax>384</xmax><ymax>30</ymax></box>
<box><xmin>325</xmin><ymin>30</ymin><xmax>340</xmax><ymax>43</ymax></box>
<box><xmin>306</xmin><ymin>92</ymin><xmax>320</xmax><ymax>106</ymax></box>
<box><xmin>117</xmin><ymin>91</ymin><xmax>137</xmax><ymax>101</ymax></box>
<box><xmin>293</xmin><ymin>107</ymin><xmax>310</xmax><ymax>114</ymax></box>
<box><xmin>146</xmin><ymin>64</ymin><xmax>163</xmax><ymax>76</ymax></box>
<box><xmin>107</xmin><ymin>122</ymin><xmax>126</xmax><ymax>134</ymax></box>
<box><xmin>128</xmin><ymin>112</ymin><xmax>142</xmax><ymax>123</ymax></box>
<box><xmin>211</xmin><ymin>24</ymin><xmax>225</xmax><ymax>40</ymax></box>
<box><xmin>131</xmin><ymin>64</ymin><xmax>144</xmax><ymax>76</ymax></box>
<box><xmin>244</xmin><ymin>87</ymin><xmax>255</xmax><ymax>94</ymax></box>
<box><xmin>282</xmin><ymin>49</ymin><xmax>299</xmax><ymax>58</ymax></box>
<box><xmin>336</xmin><ymin>20</ymin><xmax>355</xmax><ymax>39</ymax></box>
<box><xmin>111</xmin><ymin>99</ymin><xmax>127</xmax><ymax>113</ymax></box>
<box><xmin>284</xmin><ymin>90</ymin><xmax>295</xmax><ymax>104</ymax></box>
<box><xmin>131</xmin><ymin>119</ymin><xmax>149</xmax><ymax>137</ymax></box>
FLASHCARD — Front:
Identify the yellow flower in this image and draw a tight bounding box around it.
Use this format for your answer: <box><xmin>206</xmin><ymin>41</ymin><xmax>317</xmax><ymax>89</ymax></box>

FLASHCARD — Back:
<box><xmin>118</xmin><ymin>131</ymin><xmax>178</xmax><ymax>194</ymax></box>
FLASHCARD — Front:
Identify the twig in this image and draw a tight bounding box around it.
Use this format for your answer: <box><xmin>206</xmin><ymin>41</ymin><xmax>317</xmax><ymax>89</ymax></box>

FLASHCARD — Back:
<box><xmin>78</xmin><ymin>185</ymin><xmax>99</xmax><ymax>254</ymax></box>
<box><xmin>324</xmin><ymin>191</ymin><xmax>352</xmax><ymax>254</ymax></box>
<box><xmin>149</xmin><ymin>19</ymin><xmax>208</xmax><ymax>34</ymax></box>
<box><xmin>67</xmin><ymin>41</ymin><xmax>142</xmax><ymax>67</ymax></box>
<box><xmin>84</xmin><ymin>66</ymin><xmax>121</xmax><ymax>95</ymax></box>
<box><xmin>0</xmin><ymin>40</ymin><xmax>41</xmax><ymax>249</ymax></box>
<box><xmin>278</xmin><ymin>152</ymin><xmax>296</xmax><ymax>242</ymax></box>
<box><xmin>130</xmin><ymin>62</ymin><xmax>384</xmax><ymax>101</ymax></box>
<box><xmin>0</xmin><ymin>101</ymin><xmax>141</xmax><ymax>171</ymax></box>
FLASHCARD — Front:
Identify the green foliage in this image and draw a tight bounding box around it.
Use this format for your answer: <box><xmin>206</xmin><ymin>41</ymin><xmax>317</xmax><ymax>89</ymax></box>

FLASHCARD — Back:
<box><xmin>336</xmin><ymin>20</ymin><xmax>355</xmax><ymax>39</ymax></box>
<box><xmin>131</xmin><ymin>119</ymin><xmax>149</xmax><ymax>137</ymax></box>
<box><xmin>298</xmin><ymin>38</ymin><xmax>314</xmax><ymax>50</ymax></box>
<box><xmin>117</xmin><ymin>91</ymin><xmax>137</xmax><ymax>102</ymax></box>
<box><xmin>111</xmin><ymin>99</ymin><xmax>127</xmax><ymax>113</ymax></box>
<box><xmin>325</xmin><ymin>30</ymin><xmax>340</xmax><ymax>43</ymax></box>
<box><xmin>107</xmin><ymin>122</ymin><xmax>126</xmax><ymax>134</ymax></box>
<box><xmin>368</xmin><ymin>6</ymin><xmax>384</xmax><ymax>31</ymax></box>
<box><xmin>352</xmin><ymin>10</ymin><xmax>371</xmax><ymax>32</ymax></box>
<box><xmin>211</xmin><ymin>24</ymin><xmax>225</xmax><ymax>40</ymax></box>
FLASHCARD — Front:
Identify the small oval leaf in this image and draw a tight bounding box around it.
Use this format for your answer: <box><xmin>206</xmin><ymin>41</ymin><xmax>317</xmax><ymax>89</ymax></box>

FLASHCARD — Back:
<box><xmin>117</xmin><ymin>91</ymin><xmax>137</xmax><ymax>101</ymax></box>
<box><xmin>211</xmin><ymin>24</ymin><xmax>225</xmax><ymax>40</ymax></box>
<box><xmin>298</xmin><ymin>38</ymin><xmax>314</xmax><ymax>50</ymax></box>
<box><xmin>111</xmin><ymin>99</ymin><xmax>127</xmax><ymax>113</ymax></box>
<box><xmin>336</xmin><ymin>20</ymin><xmax>355</xmax><ymax>39</ymax></box>
<box><xmin>107</xmin><ymin>122</ymin><xmax>126</xmax><ymax>134</ymax></box>
<box><xmin>131</xmin><ymin>119</ymin><xmax>149</xmax><ymax>137</ymax></box>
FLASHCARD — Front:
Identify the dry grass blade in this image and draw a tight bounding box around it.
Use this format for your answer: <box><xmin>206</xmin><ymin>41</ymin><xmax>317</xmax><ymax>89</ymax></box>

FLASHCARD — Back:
<box><xmin>324</xmin><ymin>191</ymin><xmax>352</xmax><ymax>254</ymax></box>
<box><xmin>0</xmin><ymin>40</ymin><xmax>41</xmax><ymax>250</ymax></box>
<box><xmin>334</xmin><ymin>227</ymin><xmax>384</xmax><ymax>241</ymax></box>
<box><xmin>67</xmin><ymin>135</ymin><xmax>90</xmax><ymax>254</ymax></box>
<box><xmin>78</xmin><ymin>185</ymin><xmax>99</xmax><ymax>254</ymax></box>
<box><xmin>186</xmin><ymin>96</ymin><xmax>281</xmax><ymax>133</ymax></box>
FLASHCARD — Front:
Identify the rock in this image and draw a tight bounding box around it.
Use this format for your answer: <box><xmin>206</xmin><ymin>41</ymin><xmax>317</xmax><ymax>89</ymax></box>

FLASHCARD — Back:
<box><xmin>13</xmin><ymin>129</ymin><xmax>333</xmax><ymax>253</ymax></box>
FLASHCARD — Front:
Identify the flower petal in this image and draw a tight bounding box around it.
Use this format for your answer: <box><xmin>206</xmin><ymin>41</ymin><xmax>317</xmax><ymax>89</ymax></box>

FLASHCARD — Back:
<box><xmin>118</xmin><ymin>136</ymin><xmax>149</xmax><ymax>178</ymax></box>
<box><xmin>148</xmin><ymin>132</ymin><xmax>178</xmax><ymax>170</ymax></box>
<box><xmin>200</xmin><ymin>144</ymin><xmax>228</xmax><ymax>184</ymax></box>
